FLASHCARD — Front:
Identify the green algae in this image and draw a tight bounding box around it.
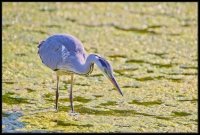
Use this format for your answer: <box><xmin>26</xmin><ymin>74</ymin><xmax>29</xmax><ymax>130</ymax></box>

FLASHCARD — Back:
<box><xmin>129</xmin><ymin>100</ymin><xmax>163</xmax><ymax>106</ymax></box>
<box><xmin>2</xmin><ymin>2</ymin><xmax>197</xmax><ymax>133</ymax></box>
<box><xmin>125</xmin><ymin>59</ymin><xmax>145</xmax><ymax>64</ymax></box>
<box><xmin>166</xmin><ymin>77</ymin><xmax>183</xmax><ymax>83</ymax></box>
<box><xmin>26</xmin><ymin>88</ymin><xmax>36</xmax><ymax>93</ymax></box>
<box><xmin>150</xmin><ymin>63</ymin><xmax>173</xmax><ymax>68</ymax></box>
<box><xmin>93</xmin><ymin>94</ymin><xmax>103</xmax><ymax>98</ymax></box>
<box><xmin>3</xmin><ymin>92</ymin><xmax>30</xmax><ymax>105</ymax></box>
<box><xmin>114</xmin><ymin>67</ymin><xmax>138</xmax><ymax>75</ymax></box>
<box><xmin>147</xmin><ymin>52</ymin><xmax>168</xmax><ymax>58</ymax></box>
<box><xmin>44</xmin><ymin>93</ymin><xmax>54</xmax><ymax>102</ymax></box>
<box><xmin>74</xmin><ymin>96</ymin><xmax>92</xmax><ymax>103</ymax></box>
<box><xmin>75</xmin><ymin>83</ymin><xmax>90</xmax><ymax>86</ymax></box>
<box><xmin>76</xmin><ymin>107</ymin><xmax>138</xmax><ymax>116</ymax></box>
<box><xmin>99</xmin><ymin>101</ymin><xmax>117</xmax><ymax>106</ymax></box>
<box><xmin>135</xmin><ymin>76</ymin><xmax>154</xmax><ymax>81</ymax></box>
<box><xmin>44</xmin><ymin>94</ymin><xmax>92</xmax><ymax>103</ymax></box>
<box><xmin>122</xmin><ymin>83</ymin><xmax>141</xmax><ymax>88</ymax></box>
<box><xmin>108</xmin><ymin>54</ymin><xmax>127</xmax><ymax>58</ymax></box>
<box><xmin>54</xmin><ymin>120</ymin><xmax>93</xmax><ymax>127</ymax></box>
<box><xmin>125</xmin><ymin>59</ymin><xmax>174</xmax><ymax>68</ymax></box>
<box><xmin>2</xmin><ymin>81</ymin><xmax>15</xmax><ymax>84</ymax></box>
<box><xmin>171</xmin><ymin>111</ymin><xmax>192</xmax><ymax>117</ymax></box>
<box><xmin>177</xmin><ymin>98</ymin><xmax>198</xmax><ymax>103</ymax></box>
<box><xmin>154</xmin><ymin>116</ymin><xmax>171</xmax><ymax>120</ymax></box>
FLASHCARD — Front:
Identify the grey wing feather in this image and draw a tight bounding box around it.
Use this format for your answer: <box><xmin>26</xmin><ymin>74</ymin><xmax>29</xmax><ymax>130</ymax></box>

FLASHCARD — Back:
<box><xmin>38</xmin><ymin>34</ymin><xmax>86</xmax><ymax>71</ymax></box>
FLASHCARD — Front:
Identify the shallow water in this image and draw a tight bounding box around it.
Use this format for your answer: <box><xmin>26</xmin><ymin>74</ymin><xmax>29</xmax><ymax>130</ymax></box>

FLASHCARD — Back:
<box><xmin>2</xmin><ymin>2</ymin><xmax>197</xmax><ymax>132</ymax></box>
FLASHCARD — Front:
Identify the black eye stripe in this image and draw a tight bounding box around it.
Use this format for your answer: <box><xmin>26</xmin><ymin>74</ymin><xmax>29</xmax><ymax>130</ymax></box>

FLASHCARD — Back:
<box><xmin>94</xmin><ymin>54</ymin><xmax>110</xmax><ymax>69</ymax></box>
<box><xmin>99</xmin><ymin>58</ymin><xmax>108</xmax><ymax>68</ymax></box>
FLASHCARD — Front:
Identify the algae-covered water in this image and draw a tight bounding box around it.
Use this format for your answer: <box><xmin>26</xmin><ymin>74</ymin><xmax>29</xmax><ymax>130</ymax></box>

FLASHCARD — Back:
<box><xmin>2</xmin><ymin>2</ymin><xmax>198</xmax><ymax>132</ymax></box>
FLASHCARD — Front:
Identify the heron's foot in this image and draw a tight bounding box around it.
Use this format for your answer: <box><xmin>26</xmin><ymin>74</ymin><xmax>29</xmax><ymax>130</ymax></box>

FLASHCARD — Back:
<box><xmin>55</xmin><ymin>106</ymin><xmax>58</xmax><ymax>112</ymax></box>
<box><xmin>69</xmin><ymin>111</ymin><xmax>79</xmax><ymax>116</ymax></box>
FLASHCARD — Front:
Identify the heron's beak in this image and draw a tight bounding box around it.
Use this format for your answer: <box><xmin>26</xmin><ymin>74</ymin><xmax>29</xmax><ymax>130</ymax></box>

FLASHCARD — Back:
<box><xmin>108</xmin><ymin>76</ymin><xmax>123</xmax><ymax>96</ymax></box>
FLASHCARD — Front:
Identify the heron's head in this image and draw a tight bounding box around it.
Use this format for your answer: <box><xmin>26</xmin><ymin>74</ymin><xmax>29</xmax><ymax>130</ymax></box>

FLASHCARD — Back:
<box><xmin>94</xmin><ymin>55</ymin><xmax>123</xmax><ymax>96</ymax></box>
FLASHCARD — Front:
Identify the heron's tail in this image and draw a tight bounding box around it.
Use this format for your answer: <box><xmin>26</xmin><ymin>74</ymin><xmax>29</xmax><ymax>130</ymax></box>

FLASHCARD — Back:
<box><xmin>38</xmin><ymin>40</ymin><xmax>45</xmax><ymax>48</ymax></box>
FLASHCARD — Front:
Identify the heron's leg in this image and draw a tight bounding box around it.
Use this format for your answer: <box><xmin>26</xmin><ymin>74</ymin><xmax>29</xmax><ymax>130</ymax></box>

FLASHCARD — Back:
<box><xmin>55</xmin><ymin>75</ymin><xmax>59</xmax><ymax>111</ymax></box>
<box><xmin>69</xmin><ymin>74</ymin><xmax>74</xmax><ymax>113</ymax></box>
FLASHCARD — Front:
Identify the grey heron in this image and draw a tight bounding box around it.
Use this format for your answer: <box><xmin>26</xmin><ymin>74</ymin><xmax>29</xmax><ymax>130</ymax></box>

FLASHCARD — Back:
<box><xmin>38</xmin><ymin>34</ymin><xmax>123</xmax><ymax>114</ymax></box>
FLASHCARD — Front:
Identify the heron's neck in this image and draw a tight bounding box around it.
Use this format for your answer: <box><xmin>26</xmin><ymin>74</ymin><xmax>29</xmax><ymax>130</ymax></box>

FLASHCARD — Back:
<box><xmin>77</xmin><ymin>54</ymin><xmax>98</xmax><ymax>75</ymax></box>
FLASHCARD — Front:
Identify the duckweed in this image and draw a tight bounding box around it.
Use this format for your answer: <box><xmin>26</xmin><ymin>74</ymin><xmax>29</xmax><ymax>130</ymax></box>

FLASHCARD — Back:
<box><xmin>2</xmin><ymin>2</ymin><xmax>197</xmax><ymax>133</ymax></box>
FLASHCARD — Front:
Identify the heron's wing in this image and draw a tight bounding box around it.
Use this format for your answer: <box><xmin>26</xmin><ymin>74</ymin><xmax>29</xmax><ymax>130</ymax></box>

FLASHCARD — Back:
<box><xmin>38</xmin><ymin>34</ymin><xmax>86</xmax><ymax>71</ymax></box>
<box><xmin>38</xmin><ymin>42</ymin><xmax>62</xmax><ymax>70</ymax></box>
